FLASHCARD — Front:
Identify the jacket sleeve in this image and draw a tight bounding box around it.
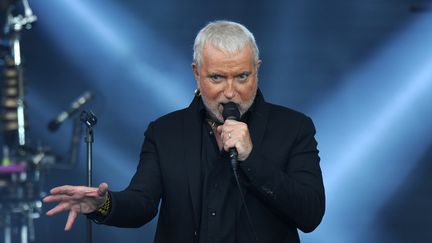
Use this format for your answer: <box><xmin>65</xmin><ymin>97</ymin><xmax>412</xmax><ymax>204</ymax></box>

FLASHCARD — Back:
<box><xmin>239</xmin><ymin>116</ymin><xmax>325</xmax><ymax>233</ymax></box>
<box><xmin>102</xmin><ymin>122</ymin><xmax>163</xmax><ymax>228</ymax></box>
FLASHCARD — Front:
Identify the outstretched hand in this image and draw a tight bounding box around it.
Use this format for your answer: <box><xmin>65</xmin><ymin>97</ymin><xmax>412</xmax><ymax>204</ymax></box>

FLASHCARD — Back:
<box><xmin>43</xmin><ymin>182</ymin><xmax>109</xmax><ymax>231</ymax></box>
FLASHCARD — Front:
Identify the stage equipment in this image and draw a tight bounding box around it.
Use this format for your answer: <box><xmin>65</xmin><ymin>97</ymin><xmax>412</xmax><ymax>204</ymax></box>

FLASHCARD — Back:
<box><xmin>0</xmin><ymin>1</ymin><xmax>88</xmax><ymax>243</ymax></box>
<box><xmin>80</xmin><ymin>110</ymin><xmax>97</xmax><ymax>243</ymax></box>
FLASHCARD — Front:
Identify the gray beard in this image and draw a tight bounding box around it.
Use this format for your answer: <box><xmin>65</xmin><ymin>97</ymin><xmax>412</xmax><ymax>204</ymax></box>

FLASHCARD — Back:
<box><xmin>200</xmin><ymin>91</ymin><xmax>256</xmax><ymax>123</ymax></box>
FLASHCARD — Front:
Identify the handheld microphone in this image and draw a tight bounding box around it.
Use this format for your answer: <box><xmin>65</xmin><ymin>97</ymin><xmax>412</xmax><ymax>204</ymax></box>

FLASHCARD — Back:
<box><xmin>222</xmin><ymin>102</ymin><xmax>240</xmax><ymax>171</ymax></box>
<box><xmin>48</xmin><ymin>91</ymin><xmax>93</xmax><ymax>132</ymax></box>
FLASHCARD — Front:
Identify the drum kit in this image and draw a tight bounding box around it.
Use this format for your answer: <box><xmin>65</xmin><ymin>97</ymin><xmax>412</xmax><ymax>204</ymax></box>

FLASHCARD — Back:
<box><xmin>0</xmin><ymin>1</ymin><xmax>86</xmax><ymax>243</ymax></box>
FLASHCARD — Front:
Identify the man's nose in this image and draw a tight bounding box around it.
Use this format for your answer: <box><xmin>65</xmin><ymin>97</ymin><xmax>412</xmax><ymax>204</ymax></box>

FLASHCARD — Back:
<box><xmin>223</xmin><ymin>81</ymin><xmax>236</xmax><ymax>99</ymax></box>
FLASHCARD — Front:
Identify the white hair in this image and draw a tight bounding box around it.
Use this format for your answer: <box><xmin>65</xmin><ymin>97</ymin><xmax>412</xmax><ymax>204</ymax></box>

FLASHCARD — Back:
<box><xmin>193</xmin><ymin>20</ymin><xmax>259</xmax><ymax>67</ymax></box>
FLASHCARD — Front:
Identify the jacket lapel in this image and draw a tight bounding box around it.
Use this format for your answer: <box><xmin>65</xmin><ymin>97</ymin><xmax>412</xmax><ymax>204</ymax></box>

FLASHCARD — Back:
<box><xmin>237</xmin><ymin>90</ymin><xmax>269</xmax><ymax>211</ymax></box>
<box><xmin>183</xmin><ymin>97</ymin><xmax>203</xmax><ymax>228</ymax></box>
<box><xmin>248</xmin><ymin>90</ymin><xmax>269</xmax><ymax>152</ymax></box>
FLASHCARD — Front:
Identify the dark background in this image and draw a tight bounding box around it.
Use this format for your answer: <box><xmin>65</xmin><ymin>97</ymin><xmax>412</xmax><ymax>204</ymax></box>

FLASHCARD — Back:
<box><xmin>1</xmin><ymin>0</ymin><xmax>431</xmax><ymax>242</ymax></box>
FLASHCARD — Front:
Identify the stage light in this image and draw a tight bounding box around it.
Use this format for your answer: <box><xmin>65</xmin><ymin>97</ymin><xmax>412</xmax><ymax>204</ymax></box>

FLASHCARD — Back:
<box><xmin>303</xmin><ymin>14</ymin><xmax>432</xmax><ymax>243</ymax></box>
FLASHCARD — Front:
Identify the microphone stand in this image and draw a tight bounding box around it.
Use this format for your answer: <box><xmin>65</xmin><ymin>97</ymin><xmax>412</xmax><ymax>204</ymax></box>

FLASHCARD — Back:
<box><xmin>80</xmin><ymin>110</ymin><xmax>97</xmax><ymax>243</ymax></box>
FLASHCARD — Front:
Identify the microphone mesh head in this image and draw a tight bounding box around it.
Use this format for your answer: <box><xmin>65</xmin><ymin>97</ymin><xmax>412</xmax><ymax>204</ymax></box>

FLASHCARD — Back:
<box><xmin>222</xmin><ymin>102</ymin><xmax>240</xmax><ymax>121</ymax></box>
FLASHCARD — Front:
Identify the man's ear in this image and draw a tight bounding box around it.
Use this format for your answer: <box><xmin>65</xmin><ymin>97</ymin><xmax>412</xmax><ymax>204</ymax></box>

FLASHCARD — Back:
<box><xmin>192</xmin><ymin>63</ymin><xmax>201</xmax><ymax>91</ymax></box>
<box><xmin>256</xmin><ymin>59</ymin><xmax>262</xmax><ymax>70</ymax></box>
<box><xmin>192</xmin><ymin>63</ymin><xmax>199</xmax><ymax>80</ymax></box>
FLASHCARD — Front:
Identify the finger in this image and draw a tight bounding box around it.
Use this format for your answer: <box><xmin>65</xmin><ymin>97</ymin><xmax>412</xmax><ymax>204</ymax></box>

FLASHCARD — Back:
<box><xmin>227</xmin><ymin>132</ymin><xmax>233</xmax><ymax>141</ymax></box>
<box><xmin>82</xmin><ymin>183</ymin><xmax>108</xmax><ymax>198</ymax></box>
<box><xmin>65</xmin><ymin>210</ymin><xmax>78</xmax><ymax>231</ymax></box>
<box><xmin>222</xmin><ymin>132</ymin><xmax>228</xmax><ymax>144</ymax></box>
<box><xmin>224</xmin><ymin>139</ymin><xmax>235</xmax><ymax>152</ymax></box>
<box><xmin>43</xmin><ymin>195</ymin><xmax>54</xmax><ymax>203</ymax></box>
<box><xmin>220</xmin><ymin>127</ymin><xmax>230</xmax><ymax>139</ymax></box>
<box><xmin>46</xmin><ymin>202</ymin><xmax>70</xmax><ymax>216</ymax></box>
<box><xmin>50</xmin><ymin>185</ymin><xmax>75</xmax><ymax>195</ymax></box>
<box><xmin>223</xmin><ymin>119</ymin><xmax>237</xmax><ymax>126</ymax></box>
<box><xmin>218</xmin><ymin>123</ymin><xmax>235</xmax><ymax>132</ymax></box>
<box><xmin>43</xmin><ymin>194</ymin><xmax>72</xmax><ymax>203</ymax></box>
<box><xmin>82</xmin><ymin>188</ymin><xmax>98</xmax><ymax>198</ymax></box>
<box><xmin>217</xmin><ymin>125</ymin><xmax>223</xmax><ymax>133</ymax></box>
<box><xmin>97</xmin><ymin>182</ymin><xmax>109</xmax><ymax>197</ymax></box>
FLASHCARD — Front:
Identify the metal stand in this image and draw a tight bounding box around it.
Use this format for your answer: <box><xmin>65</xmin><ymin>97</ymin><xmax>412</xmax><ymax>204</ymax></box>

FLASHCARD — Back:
<box><xmin>0</xmin><ymin>1</ymin><xmax>85</xmax><ymax>243</ymax></box>
<box><xmin>1</xmin><ymin>3</ymin><xmax>38</xmax><ymax>241</ymax></box>
<box><xmin>2</xmin><ymin>0</ymin><xmax>37</xmax><ymax>148</ymax></box>
<box><xmin>85</xmin><ymin>128</ymin><xmax>93</xmax><ymax>243</ymax></box>
<box><xmin>80</xmin><ymin>111</ymin><xmax>97</xmax><ymax>243</ymax></box>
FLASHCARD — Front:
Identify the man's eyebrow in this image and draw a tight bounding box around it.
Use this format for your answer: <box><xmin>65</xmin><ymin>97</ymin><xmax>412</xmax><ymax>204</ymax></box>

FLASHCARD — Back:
<box><xmin>207</xmin><ymin>73</ymin><xmax>227</xmax><ymax>77</ymax></box>
<box><xmin>236</xmin><ymin>71</ymin><xmax>251</xmax><ymax>75</ymax></box>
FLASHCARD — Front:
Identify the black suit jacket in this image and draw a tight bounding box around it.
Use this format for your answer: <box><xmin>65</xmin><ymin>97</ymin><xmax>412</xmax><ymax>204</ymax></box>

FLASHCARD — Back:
<box><xmin>102</xmin><ymin>90</ymin><xmax>325</xmax><ymax>243</ymax></box>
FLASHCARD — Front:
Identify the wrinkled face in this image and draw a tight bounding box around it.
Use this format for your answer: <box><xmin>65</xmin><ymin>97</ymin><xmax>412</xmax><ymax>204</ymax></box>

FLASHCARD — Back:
<box><xmin>192</xmin><ymin>43</ymin><xmax>261</xmax><ymax>123</ymax></box>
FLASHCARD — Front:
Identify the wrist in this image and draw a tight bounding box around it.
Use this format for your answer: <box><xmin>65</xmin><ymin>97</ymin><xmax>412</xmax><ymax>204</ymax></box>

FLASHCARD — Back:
<box><xmin>95</xmin><ymin>192</ymin><xmax>111</xmax><ymax>216</ymax></box>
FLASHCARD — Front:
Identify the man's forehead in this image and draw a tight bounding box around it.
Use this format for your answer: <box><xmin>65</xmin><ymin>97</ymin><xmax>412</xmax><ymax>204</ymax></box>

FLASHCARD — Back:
<box><xmin>201</xmin><ymin>43</ymin><xmax>255</xmax><ymax>67</ymax></box>
<box><xmin>202</xmin><ymin>42</ymin><xmax>252</xmax><ymax>57</ymax></box>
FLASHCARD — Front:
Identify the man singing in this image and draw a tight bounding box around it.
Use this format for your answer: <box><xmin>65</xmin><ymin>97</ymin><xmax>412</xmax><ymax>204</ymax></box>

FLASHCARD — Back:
<box><xmin>44</xmin><ymin>20</ymin><xmax>325</xmax><ymax>243</ymax></box>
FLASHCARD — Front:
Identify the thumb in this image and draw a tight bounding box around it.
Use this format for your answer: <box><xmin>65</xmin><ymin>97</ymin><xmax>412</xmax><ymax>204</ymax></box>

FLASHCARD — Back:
<box><xmin>97</xmin><ymin>182</ymin><xmax>109</xmax><ymax>197</ymax></box>
<box><xmin>216</xmin><ymin>125</ymin><xmax>223</xmax><ymax>133</ymax></box>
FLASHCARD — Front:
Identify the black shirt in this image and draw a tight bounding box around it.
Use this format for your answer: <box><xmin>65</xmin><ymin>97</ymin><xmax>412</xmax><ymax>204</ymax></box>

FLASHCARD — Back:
<box><xmin>199</xmin><ymin>120</ymin><xmax>238</xmax><ymax>243</ymax></box>
<box><xmin>197</xmin><ymin>101</ymin><xmax>253</xmax><ymax>243</ymax></box>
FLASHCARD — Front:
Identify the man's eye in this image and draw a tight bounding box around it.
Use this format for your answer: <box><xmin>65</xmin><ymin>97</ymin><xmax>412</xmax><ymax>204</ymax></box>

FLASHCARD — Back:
<box><xmin>209</xmin><ymin>74</ymin><xmax>223</xmax><ymax>82</ymax></box>
<box><xmin>237</xmin><ymin>73</ymin><xmax>250</xmax><ymax>81</ymax></box>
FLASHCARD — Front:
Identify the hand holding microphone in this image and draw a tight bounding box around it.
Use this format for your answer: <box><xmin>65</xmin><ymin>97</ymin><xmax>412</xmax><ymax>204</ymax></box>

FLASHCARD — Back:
<box><xmin>218</xmin><ymin>102</ymin><xmax>253</xmax><ymax>162</ymax></box>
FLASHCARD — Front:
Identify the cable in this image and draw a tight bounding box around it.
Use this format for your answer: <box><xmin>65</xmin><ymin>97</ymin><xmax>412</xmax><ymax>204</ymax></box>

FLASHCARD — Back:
<box><xmin>231</xmin><ymin>159</ymin><xmax>260</xmax><ymax>243</ymax></box>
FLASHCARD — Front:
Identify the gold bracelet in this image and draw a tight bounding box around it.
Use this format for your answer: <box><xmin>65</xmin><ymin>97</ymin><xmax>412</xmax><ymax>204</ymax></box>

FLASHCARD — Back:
<box><xmin>96</xmin><ymin>193</ymin><xmax>111</xmax><ymax>216</ymax></box>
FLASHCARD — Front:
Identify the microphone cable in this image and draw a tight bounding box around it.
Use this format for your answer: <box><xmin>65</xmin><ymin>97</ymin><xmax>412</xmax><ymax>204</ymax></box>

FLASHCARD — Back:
<box><xmin>223</xmin><ymin>102</ymin><xmax>260</xmax><ymax>243</ymax></box>
<box><xmin>231</xmin><ymin>159</ymin><xmax>260</xmax><ymax>243</ymax></box>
